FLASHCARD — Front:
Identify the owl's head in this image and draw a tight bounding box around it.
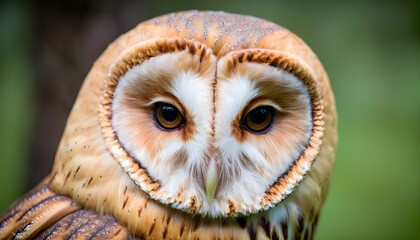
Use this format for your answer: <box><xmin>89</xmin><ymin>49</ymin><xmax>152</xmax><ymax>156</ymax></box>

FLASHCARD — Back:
<box><xmin>53</xmin><ymin>11</ymin><xmax>335</xmax><ymax>220</ymax></box>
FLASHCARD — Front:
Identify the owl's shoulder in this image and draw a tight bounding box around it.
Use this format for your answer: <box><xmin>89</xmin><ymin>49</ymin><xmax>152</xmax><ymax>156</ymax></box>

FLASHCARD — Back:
<box><xmin>0</xmin><ymin>180</ymin><xmax>139</xmax><ymax>239</ymax></box>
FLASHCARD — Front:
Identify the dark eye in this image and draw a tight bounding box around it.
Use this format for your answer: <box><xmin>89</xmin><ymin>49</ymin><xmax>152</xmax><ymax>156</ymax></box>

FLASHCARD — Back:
<box><xmin>154</xmin><ymin>103</ymin><xmax>185</xmax><ymax>130</ymax></box>
<box><xmin>241</xmin><ymin>106</ymin><xmax>274</xmax><ymax>134</ymax></box>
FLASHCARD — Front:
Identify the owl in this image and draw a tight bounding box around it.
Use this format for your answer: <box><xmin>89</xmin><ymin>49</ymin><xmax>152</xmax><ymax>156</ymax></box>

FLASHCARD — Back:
<box><xmin>0</xmin><ymin>11</ymin><xmax>337</xmax><ymax>239</ymax></box>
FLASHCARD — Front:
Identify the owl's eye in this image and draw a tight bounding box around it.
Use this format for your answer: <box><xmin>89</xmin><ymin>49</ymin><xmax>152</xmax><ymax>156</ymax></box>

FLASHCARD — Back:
<box><xmin>154</xmin><ymin>102</ymin><xmax>185</xmax><ymax>130</ymax></box>
<box><xmin>241</xmin><ymin>106</ymin><xmax>274</xmax><ymax>134</ymax></box>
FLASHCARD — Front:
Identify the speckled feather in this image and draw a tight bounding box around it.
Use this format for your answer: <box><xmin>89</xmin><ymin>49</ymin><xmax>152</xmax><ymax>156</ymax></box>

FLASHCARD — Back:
<box><xmin>0</xmin><ymin>11</ymin><xmax>337</xmax><ymax>239</ymax></box>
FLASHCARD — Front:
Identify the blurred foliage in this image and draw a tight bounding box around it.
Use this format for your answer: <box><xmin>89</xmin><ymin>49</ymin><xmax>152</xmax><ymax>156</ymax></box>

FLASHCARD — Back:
<box><xmin>0</xmin><ymin>0</ymin><xmax>32</xmax><ymax>217</ymax></box>
<box><xmin>0</xmin><ymin>0</ymin><xmax>419</xmax><ymax>239</ymax></box>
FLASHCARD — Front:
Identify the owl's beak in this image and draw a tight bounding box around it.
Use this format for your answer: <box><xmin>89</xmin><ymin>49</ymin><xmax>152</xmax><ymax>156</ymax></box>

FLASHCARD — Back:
<box><xmin>205</xmin><ymin>160</ymin><xmax>218</xmax><ymax>203</ymax></box>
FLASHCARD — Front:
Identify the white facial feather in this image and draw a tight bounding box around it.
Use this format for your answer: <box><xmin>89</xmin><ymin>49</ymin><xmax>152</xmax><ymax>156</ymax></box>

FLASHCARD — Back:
<box><xmin>211</xmin><ymin>61</ymin><xmax>312</xmax><ymax>213</ymax></box>
<box><xmin>112</xmin><ymin>52</ymin><xmax>312</xmax><ymax>217</ymax></box>
<box><xmin>170</xmin><ymin>70</ymin><xmax>213</xmax><ymax>165</ymax></box>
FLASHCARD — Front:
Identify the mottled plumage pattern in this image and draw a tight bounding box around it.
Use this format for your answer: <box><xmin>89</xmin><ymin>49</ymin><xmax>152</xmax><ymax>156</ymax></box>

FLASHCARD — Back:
<box><xmin>0</xmin><ymin>181</ymin><xmax>138</xmax><ymax>239</ymax></box>
<box><xmin>0</xmin><ymin>11</ymin><xmax>337</xmax><ymax>239</ymax></box>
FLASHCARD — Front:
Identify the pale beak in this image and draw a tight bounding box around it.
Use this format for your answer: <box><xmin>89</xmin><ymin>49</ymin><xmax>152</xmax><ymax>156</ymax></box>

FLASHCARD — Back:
<box><xmin>205</xmin><ymin>160</ymin><xmax>218</xmax><ymax>203</ymax></box>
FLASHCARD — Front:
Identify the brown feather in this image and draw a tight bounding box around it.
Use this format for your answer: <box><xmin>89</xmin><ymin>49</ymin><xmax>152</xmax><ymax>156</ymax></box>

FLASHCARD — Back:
<box><xmin>0</xmin><ymin>179</ymin><xmax>140</xmax><ymax>240</ymax></box>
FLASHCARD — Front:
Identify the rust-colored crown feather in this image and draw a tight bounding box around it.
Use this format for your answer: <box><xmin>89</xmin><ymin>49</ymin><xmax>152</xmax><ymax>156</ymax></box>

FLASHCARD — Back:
<box><xmin>0</xmin><ymin>11</ymin><xmax>337</xmax><ymax>239</ymax></box>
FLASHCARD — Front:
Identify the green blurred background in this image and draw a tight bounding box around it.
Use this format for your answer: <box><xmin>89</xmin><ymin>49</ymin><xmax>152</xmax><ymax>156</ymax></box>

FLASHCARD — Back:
<box><xmin>0</xmin><ymin>0</ymin><xmax>419</xmax><ymax>239</ymax></box>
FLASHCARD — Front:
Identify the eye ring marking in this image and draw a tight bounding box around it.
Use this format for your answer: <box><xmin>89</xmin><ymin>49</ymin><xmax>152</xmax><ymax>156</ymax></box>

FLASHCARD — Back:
<box><xmin>154</xmin><ymin>102</ymin><xmax>185</xmax><ymax>131</ymax></box>
<box><xmin>241</xmin><ymin>106</ymin><xmax>274</xmax><ymax>134</ymax></box>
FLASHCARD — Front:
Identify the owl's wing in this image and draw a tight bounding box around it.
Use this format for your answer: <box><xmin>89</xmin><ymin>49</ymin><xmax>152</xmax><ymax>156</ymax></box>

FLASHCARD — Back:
<box><xmin>0</xmin><ymin>178</ymin><xmax>139</xmax><ymax>239</ymax></box>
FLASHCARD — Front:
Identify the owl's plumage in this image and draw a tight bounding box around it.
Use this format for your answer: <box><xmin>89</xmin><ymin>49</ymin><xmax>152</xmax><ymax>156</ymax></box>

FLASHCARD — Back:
<box><xmin>0</xmin><ymin>11</ymin><xmax>337</xmax><ymax>239</ymax></box>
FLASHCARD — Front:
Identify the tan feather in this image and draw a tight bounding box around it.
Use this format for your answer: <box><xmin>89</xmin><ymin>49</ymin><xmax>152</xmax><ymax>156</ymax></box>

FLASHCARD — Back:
<box><xmin>0</xmin><ymin>11</ymin><xmax>337</xmax><ymax>239</ymax></box>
